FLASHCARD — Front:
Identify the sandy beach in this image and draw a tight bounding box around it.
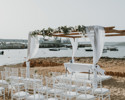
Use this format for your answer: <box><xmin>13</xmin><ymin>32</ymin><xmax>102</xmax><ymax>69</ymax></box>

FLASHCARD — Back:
<box><xmin>0</xmin><ymin>57</ymin><xmax>125</xmax><ymax>100</ymax></box>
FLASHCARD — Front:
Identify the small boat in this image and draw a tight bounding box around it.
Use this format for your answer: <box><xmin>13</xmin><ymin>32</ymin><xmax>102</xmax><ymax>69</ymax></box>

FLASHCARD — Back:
<box><xmin>85</xmin><ymin>49</ymin><xmax>93</xmax><ymax>51</ymax></box>
<box><xmin>103</xmin><ymin>49</ymin><xmax>107</xmax><ymax>53</ymax></box>
<box><xmin>85</xmin><ymin>48</ymin><xmax>107</xmax><ymax>53</ymax></box>
<box><xmin>0</xmin><ymin>51</ymin><xmax>4</xmax><ymax>55</ymax></box>
<box><xmin>110</xmin><ymin>48</ymin><xmax>118</xmax><ymax>51</ymax></box>
<box><xmin>60</xmin><ymin>47</ymin><xmax>68</xmax><ymax>50</ymax></box>
<box><xmin>49</xmin><ymin>48</ymin><xmax>60</xmax><ymax>51</ymax></box>
<box><xmin>107</xmin><ymin>47</ymin><xmax>118</xmax><ymax>51</ymax></box>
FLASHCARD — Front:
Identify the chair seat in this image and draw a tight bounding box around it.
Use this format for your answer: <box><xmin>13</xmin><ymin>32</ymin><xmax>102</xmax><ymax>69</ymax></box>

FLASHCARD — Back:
<box><xmin>63</xmin><ymin>91</ymin><xmax>78</xmax><ymax>98</ymax></box>
<box><xmin>48</xmin><ymin>89</ymin><xmax>63</xmax><ymax>94</ymax></box>
<box><xmin>23</xmin><ymin>78</ymin><xmax>41</xmax><ymax>82</ymax></box>
<box><xmin>13</xmin><ymin>82</ymin><xmax>24</xmax><ymax>86</ymax></box>
<box><xmin>37</xmin><ymin>86</ymin><xmax>49</xmax><ymax>92</ymax></box>
<box><xmin>15</xmin><ymin>77</ymin><xmax>24</xmax><ymax>80</ymax></box>
<box><xmin>0</xmin><ymin>80</ymin><xmax>8</xmax><ymax>85</ymax></box>
<box><xmin>94</xmin><ymin>88</ymin><xmax>109</xmax><ymax>94</ymax></box>
<box><xmin>8</xmin><ymin>83</ymin><xmax>24</xmax><ymax>90</ymax></box>
<box><xmin>65</xmin><ymin>84</ymin><xmax>76</xmax><ymax>89</ymax></box>
<box><xmin>13</xmin><ymin>91</ymin><xmax>29</xmax><ymax>98</ymax></box>
<box><xmin>84</xmin><ymin>80</ymin><xmax>92</xmax><ymax>84</ymax></box>
<box><xmin>77</xmin><ymin>94</ymin><xmax>95</xmax><ymax>100</ymax></box>
<box><xmin>55</xmin><ymin>83</ymin><xmax>66</xmax><ymax>87</ymax></box>
<box><xmin>78</xmin><ymin>86</ymin><xmax>91</xmax><ymax>91</ymax></box>
<box><xmin>27</xmin><ymin>94</ymin><xmax>44</xmax><ymax>100</ymax></box>
<box><xmin>9</xmin><ymin>76</ymin><xmax>19</xmax><ymax>79</ymax></box>
<box><xmin>0</xmin><ymin>87</ymin><xmax>4</xmax><ymax>90</ymax></box>
<box><xmin>48</xmin><ymin>98</ymin><xmax>58</xmax><ymax>100</ymax></box>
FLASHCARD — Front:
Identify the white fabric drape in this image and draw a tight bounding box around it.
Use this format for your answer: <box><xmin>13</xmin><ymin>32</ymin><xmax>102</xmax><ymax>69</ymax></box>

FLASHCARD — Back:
<box><xmin>26</xmin><ymin>61</ymin><xmax>30</xmax><ymax>78</ymax></box>
<box><xmin>26</xmin><ymin>33</ymin><xmax>39</xmax><ymax>77</ymax></box>
<box><xmin>86</xmin><ymin>26</ymin><xmax>105</xmax><ymax>88</ymax></box>
<box><xmin>64</xmin><ymin>63</ymin><xmax>92</xmax><ymax>73</ymax></box>
<box><xmin>27</xmin><ymin>33</ymin><xmax>39</xmax><ymax>60</ymax></box>
<box><xmin>69</xmin><ymin>38</ymin><xmax>79</xmax><ymax>63</ymax></box>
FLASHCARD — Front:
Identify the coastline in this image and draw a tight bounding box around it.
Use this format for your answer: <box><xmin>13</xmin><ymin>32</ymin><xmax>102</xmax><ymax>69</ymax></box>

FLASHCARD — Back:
<box><xmin>1</xmin><ymin>57</ymin><xmax>125</xmax><ymax>77</ymax></box>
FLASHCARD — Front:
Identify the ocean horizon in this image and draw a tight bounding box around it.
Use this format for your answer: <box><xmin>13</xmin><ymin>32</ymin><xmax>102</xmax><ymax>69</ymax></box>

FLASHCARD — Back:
<box><xmin>0</xmin><ymin>44</ymin><xmax>125</xmax><ymax>66</ymax></box>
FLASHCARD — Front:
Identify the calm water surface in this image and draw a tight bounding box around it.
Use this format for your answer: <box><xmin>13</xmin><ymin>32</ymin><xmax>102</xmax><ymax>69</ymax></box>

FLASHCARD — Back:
<box><xmin>0</xmin><ymin>46</ymin><xmax>125</xmax><ymax>66</ymax></box>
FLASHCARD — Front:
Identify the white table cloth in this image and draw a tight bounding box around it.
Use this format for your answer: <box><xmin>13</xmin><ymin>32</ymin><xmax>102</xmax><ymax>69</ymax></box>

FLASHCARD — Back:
<box><xmin>64</xmin><ymin>63</ymin><xmax>93</xmax><ymax>73</ymax></box>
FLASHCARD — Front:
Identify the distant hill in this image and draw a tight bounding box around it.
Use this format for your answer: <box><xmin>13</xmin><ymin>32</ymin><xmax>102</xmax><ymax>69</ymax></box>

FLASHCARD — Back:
<box><xmin>79</xmin><ymin>42</ymin><xmax>125</xmax><ymax>46</ymax></box>
<box><xmin>115</xmin><ymin>42</ymin><xmax>125</xmax><ymax>46</ymax></box>
<box><xmin>105</xmin><ymin>42</ymin><xmax>125</xmax><ymax>46</ymax></box>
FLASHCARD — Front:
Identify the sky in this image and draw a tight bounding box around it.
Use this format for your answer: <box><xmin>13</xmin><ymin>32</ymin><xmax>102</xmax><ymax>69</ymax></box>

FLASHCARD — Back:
<box><xmin>0</xmin><ymin>0</ymin><xmax>125</xmax><ymax>42</ymax></box>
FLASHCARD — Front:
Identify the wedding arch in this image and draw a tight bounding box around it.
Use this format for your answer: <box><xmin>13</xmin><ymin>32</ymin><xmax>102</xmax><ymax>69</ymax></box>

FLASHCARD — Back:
<box><xmin>26</xmin><ymin>25</ymin><xmax>125</xmax><ymax>88</ymax></box>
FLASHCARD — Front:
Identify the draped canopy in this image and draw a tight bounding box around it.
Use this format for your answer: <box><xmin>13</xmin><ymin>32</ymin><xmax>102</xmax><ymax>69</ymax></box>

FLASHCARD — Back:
<box><xmin>26</xmin><ymin>25</ymin><xmax>125</xmax><ymax>87</ymax></box>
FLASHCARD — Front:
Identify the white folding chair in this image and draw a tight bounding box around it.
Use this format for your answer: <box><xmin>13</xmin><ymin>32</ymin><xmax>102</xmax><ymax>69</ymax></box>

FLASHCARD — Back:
<box><xmin>0</xmin><ymin>71</ymin><xmax>8</xmax><ymax>85</ymax></box>
<box><xmin>26</xmin><ymin>74</ymin><xmax>44</xmax><ymax>100</ymax></box>
<box><xmin>0</xmin><ymin>71</ymin><xmax>6</xmax><ymax>100</ymax></box>
<box><xmin>76</xmin><ymin>80</ymin><xmax>95</xmax><ymax>100</ymax></box>
<box><xmin>11</xmin><ymin>77</ymin><xmax>29</xmax><ymax>100</ymax></box>
<box><xmin>20</xmin><ymin>68</ymin><xmax>26</xmax><ymax>79</ymax></box>
<box><xmin>45</xmin><ymin>76</ymin><xmax>59</xmax><ymax>100</ymax></box>
<box><xmin>30</xmin><ymin>69</ymin><xmax>35</xmax><ymax>78</ymax></box>
<box><xmin>33</xmin><ymin>74</ymin><xmax>49</xmax><ymax>96</ymax></box>
<box><xmin>61</xmin><ymin>74</ymin><xmax>79</xmax><ymax>100</ymax></box>
<box><xmin>10</xmin><ymin>68</ymin><xmax>19</xmax><ymax>79</ymax></box>
<box><xmin>4</xmin><ymin>67</ymin><xmax>11</xmax><ymax>73</ymax></box>
<box><xmin>73</xmin><ymin>74</ymin><xmax>92</xmax><ymax>94</ymax></box>
<box><xmin>93</xmin><ymin>74</ymin><xmax>110</xmax><ymax>100</ymax></box>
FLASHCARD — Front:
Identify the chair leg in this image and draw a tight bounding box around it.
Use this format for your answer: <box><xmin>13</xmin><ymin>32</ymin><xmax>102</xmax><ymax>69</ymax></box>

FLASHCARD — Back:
<box><xmin>109</xmin><ymin>94</ymin><xmax>110</xmax><ymax>100</ymax></box>
<box><xmin>4</xmin><ymin>89</ymin><xmax>5</xmax><ymax>100</ymax></box>
<box><xmin>11</xmin><ymin>97</ymin><xmax>13</xmax><ymax>100</ymax></box>
<box><xmin>99</xmin><ymin>95</ymin><xmax>100</xmax><ymax>100</ymax></box>
<box><xmin>65</xmin><ymin>96</ymin><xmax>67</xmax><ymax>100</ymax></box>
<box><xmin>101</xmin><ymin>95</ymin><xmax>104</xmax><ymax>100</ymax></box>
<box><xmin>8</xmin><ymin>88</ymin><xmax>9</xmax><ymax>96</ymax></box>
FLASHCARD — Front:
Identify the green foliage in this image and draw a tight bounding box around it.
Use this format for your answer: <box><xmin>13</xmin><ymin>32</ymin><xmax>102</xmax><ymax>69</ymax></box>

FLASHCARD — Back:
<box><xmin>31</xmin><ymin>25</ymin><xmax>86</xmax><ymax>37</ymax></box>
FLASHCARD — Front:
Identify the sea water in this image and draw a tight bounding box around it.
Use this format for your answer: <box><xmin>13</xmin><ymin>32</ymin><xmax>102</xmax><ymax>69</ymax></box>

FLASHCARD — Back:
<box><xmin>0</xmin><ymin>46</ymin><xmax>125</xmax><ymax>66</ymax></box>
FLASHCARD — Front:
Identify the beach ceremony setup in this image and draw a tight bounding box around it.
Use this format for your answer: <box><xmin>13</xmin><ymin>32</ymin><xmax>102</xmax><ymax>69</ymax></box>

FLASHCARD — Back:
<box><xmin>1</xmin><ymin>0</ymin><xmax>125</xmax><ymax>100</ymax></box>
<box><xmin>0</xmin><ymin>25</ymin><xmax>125</xmax><ymax>100</ymax></box>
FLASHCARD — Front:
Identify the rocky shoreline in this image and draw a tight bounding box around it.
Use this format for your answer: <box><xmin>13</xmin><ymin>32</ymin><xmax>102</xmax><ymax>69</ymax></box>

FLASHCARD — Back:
<box><xmin>1</xmin><ymin>57</ymin><xmax>125</xmax><ymax>77</ymax></box>
<box><xmin>22</xmin><ymin>57</ymin><xmax>125</xmax><ymax>67</ymax></box>
<box><xmin>23</xmin><ymin>57</ymin><xmax>125</xmax><ymax>77</ymax></box>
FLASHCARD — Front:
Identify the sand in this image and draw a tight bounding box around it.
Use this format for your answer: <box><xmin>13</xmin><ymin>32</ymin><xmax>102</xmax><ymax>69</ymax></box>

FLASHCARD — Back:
<box><xmin>0</xmin><ymin>57</ymin><xmax>125</xmax><ymax>100</ymax></box>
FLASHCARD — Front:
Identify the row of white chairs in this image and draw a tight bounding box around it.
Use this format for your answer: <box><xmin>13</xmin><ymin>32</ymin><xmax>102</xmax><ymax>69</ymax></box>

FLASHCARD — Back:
<box><xmin>0</xmin><ymin>67</ymin><xmax>110</xmax><ymax>100</ymax></box>
<box><xmin>52</xmin><ymin>72</ymin><xmax>110</xmax><ymax>100</ymax></box>
<box><xmin>0</xmin><ymin>70</ymin><xmax>57</xmax><ymax>100</ymax></box>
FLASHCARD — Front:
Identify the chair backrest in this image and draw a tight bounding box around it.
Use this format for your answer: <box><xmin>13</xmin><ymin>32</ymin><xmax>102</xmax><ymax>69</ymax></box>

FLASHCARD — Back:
<box><xmin>32</xmin><ymin>75</ymin><xmax>43</xmax><ymax>97</ymax></box>
<box><xmin>10</xmin><ymin>68</ymin><xmax>18</xmax><ymax>77</ymax></box>
<box><xmin>20</xmin><ymin>68</ymin><xmax>26</xmax><ymax>78</ymax></box>
<box><xmin>11</xmin><ymin>77</ymin><xmax>28</xmax><ymax>98</ymax></box>
<box><xmin>45</xmin><ymin>76</ymin><xmax>59</xmax><ymax>99</ymax></box>
<box><xmin>30</xmin><ymin>69</ymin><xmax>35</xmax><ymax>78</ymax></box>
<box><xmin>52</xmin><ymin>72</ymin><xmax>62</xmax><ymax>77</ymax></box>
<box><xmin>0</xmin><ymin>71</ymin><xmax>10</xmax><ymax>81</ymax></box>
<box><xmin>33</xmin><ymin>74</ymin><xmax>43</xmax><ymax>87</ymax></box>
<box><xmin>45</xmin><ymin>76</ymin><xmax>53</xmax><ymax>90</ymax></box>
<box><xmin>64</xmin><ymin>74</ymin><xmax>73</xmax><ymax>91</ymax></box>
<box><xmin>24</xmin><ymin>78</ymin><xmax>34</xmax><ymax>94</ymax></box>
<box><xmin>4</xmin><ymin>67</ymin><xmax>11</xmax><ymax>78</ymax></box>
<box><xmin>4</xmin><ymin>67</ymin><xmax>11</xmax><ymax>72</ymax></box>
<box><xmin>97</xmin><ymin>73</ymin><xmax>103</xmax><ymax>89</ymax></box>
<box><xmin>0</xmin><ymin>71</ymin><xmax>5</xmax><ymax>81</ymax></box>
